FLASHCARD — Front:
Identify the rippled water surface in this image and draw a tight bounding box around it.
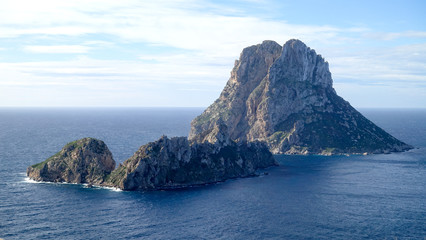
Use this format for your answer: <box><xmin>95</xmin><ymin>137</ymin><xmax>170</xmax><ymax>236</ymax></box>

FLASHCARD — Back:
<box><xmin>0</xmin><ymin>108</ymin><xmax>425</xmax><ymax>239</ymax></box>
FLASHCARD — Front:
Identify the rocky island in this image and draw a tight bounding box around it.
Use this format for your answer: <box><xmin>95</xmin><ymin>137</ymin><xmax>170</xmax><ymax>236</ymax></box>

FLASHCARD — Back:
<box><xmin>190</xmin><ymin>39</ymin><xmax>412</xmax><ymax>155</ymax></box>
<box><xmin>27</xmin><ymin>39</ymin><xmax>412</xmax><ymax>190</ymax></box>
<box><xmin>104</xmin><ymin>127</ymin><xmax>276</xmax><ymax>190</ymax></box>
<box><xmin>28</xmin><ymin>126</ymin><xmax>276</xmax><ymax>190</ymax></box>
<box><xmin>27</xmin><ymin>138</ymin><xmax>115</xmax><ymax>184</ymax></box>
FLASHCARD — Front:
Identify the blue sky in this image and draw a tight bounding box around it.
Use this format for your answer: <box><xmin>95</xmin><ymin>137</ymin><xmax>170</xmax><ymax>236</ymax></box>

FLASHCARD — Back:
<box><xmin>0</xmin><ymin>0</ymin><xmax>425</xmax><ymax>108</ymax></box>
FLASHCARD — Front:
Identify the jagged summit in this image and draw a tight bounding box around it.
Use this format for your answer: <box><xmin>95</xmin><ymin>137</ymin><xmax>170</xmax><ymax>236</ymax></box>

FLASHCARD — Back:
<box><xmin>190</xmin><ymin>39</ymin><xmax>412</xmax><ymax>155</ymax></box>
<box><xmin>270</xmin><ymin>39</ymin><xmax>333</xmax><ymax>88</ymax></box>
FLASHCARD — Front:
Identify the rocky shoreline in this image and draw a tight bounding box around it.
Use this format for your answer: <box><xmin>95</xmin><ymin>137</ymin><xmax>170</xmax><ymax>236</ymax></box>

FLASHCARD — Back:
<box><xmin>27</xmin><ymin>131</ymin><xmax>277</xmax><ymax>191</ymax></box>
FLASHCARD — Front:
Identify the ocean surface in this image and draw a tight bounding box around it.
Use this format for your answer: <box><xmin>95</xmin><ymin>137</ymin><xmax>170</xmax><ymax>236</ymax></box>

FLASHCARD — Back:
<box><xmin>0</xmin><ymin>108</ymin><xmax>425</xmax><ymax>240</ymax></box>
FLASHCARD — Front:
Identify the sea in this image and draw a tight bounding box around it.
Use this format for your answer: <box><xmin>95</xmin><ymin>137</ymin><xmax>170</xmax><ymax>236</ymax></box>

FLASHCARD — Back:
<box><xmin>0</xmin><ymin>108</ymin><xmax>425</xmax><ymax>240</ymax></box>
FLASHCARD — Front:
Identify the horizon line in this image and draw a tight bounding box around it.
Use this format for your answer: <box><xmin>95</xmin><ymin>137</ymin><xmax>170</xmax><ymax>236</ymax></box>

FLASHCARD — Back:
<box><xmin>0</xmin><ymin>106</ymin><xmax>425</xmax><ymax>110</ymax></box>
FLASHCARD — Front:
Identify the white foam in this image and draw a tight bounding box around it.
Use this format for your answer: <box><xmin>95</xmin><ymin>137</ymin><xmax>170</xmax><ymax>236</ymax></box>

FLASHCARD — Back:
<box><xmin>23</xmin><ymin>177</ymin><xmax>64</xmax><ymax>185</ymax></box>
<box><xmin>96</xmin><ymin>186</ymin><xmax>123</xmax><ymax>192</ymax></box>
<box><xmin>23</xmin><ymin>177</ymin><xmax>123</xmax><ymax>191</ymax></box>
<box><xmin>24</xmin><ymin>177</ymin><xmax>40</xmax><ymax>183</ymax></box>
<box><xmin>81</xmin><ymin>183</ymin><xmax>123</xmax><ymax>191</ymax></box>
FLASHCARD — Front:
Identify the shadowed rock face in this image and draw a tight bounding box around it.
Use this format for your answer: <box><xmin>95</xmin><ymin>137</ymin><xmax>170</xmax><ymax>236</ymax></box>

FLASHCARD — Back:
<box><xmin>104</xmin><ymin>134</ymin><xmax>276</xmax><ymax>191</ymax></box>
<box><xmin>190</xmin><ymin>39</ymin><xmax>413</xmax><ymax>155</ymax></box>
<box><xmin>27</xmin><ymin>138</ymin><xmax>115</xmax><ymax>184</ymax></box>
<box><xmin>28</xmin><ymin>131</ymin><xmax>276</xmax><ymax>191</ymax></box>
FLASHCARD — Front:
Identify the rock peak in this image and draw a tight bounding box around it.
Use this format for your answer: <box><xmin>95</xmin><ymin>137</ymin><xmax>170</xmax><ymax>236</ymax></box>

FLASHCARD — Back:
<box><xmin>261</xmin><ymin>40</ymin><xmax>281</xmax><ymax>47</ymax></box>
<box><xmin>270</xmin><ymin>39</ymin><xmax>333</xmax><ymax>88</ymax></box>
<box><xmin>285</xmin><ymin>38</ymin><xmax>306</xmax><ymax>47</ymax></box>
<box><xmin>190</xmin><ymin>39</ymin><xmax>412</xmax><ymax>155</ymax></box>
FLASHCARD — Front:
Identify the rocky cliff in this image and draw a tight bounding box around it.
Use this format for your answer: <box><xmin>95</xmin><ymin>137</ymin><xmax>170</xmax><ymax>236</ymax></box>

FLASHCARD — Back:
<box><xmin>28</xmin><ymin>132</ymin><xmax>276</xmax><ymax>190</ymax></box>
<box><xmin>104</xmin><ymin>134</ymin><xmax>276</xmax><ymax>191</ymax></box>
<box><xmin>189</xmin><ymin>39</ymin><xmax>413</xmax><ymax>155</ymax></box>
<box><xmin>27</xmin><ymin>138</ymin><xmax>115</xmax><ymax>184</ymax></box>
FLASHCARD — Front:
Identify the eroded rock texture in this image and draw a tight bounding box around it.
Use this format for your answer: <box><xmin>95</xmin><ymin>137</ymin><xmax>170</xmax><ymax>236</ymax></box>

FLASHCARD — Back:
<box><xmin>105</xmin><ymin>133</ymin><xmax>276</xmax><ymax>191</ymax></box>
<box><xmin>27</xmin><ymin>138</ymin><xmax>115</xmax><ymax>184</ymax></box>
<box><xmin>190</xmin><ymin>39</ymin><xmax>412</xmax><ymax>154</ymax></box>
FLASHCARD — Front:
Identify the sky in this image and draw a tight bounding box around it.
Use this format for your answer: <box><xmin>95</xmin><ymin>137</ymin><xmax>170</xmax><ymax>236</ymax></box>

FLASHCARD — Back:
<box><xmin>0</xmin><ymin>0</ymin><xmax>425</xmax><ymax>108</ymax></box>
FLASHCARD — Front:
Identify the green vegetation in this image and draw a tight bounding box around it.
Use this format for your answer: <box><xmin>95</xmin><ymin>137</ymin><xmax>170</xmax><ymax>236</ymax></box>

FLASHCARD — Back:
<box><xmin>275</xmin><ymin>113</ymin><xmax>302</xmax><ymax>132</ymax></box>
<box><xmin>268</xmin><ymin>131</ymin><xmax>289</xmax><ymax>144</ymax></box>
<box><xmin>105</xmin><ymin>165</ymin><xmax>127</xmax><ymax>186</ymax></box>
<box><xmin>64</xmin><ymin>137</ymin><xmax>96</xmax><ymax>150</ymax></box>
<box><xmin>248</xmin><ymin>78</ymin><xmax>266</xmax><ymax>100</ymax></box>
<box><xmin>64</xmin><ymin>140</ymin><xmax>80</xmax><ymax>149</ymax></box>
<box><xmin>30</xmin><ymin>138</ymin><xmax>95</xmax><ymax>170</ymax></box>
<box><xmin>31</xmin><ymin>151</ymin><xmax>61</xmax><ymax>169</ymax></box>
<box><xmin>193</xmin><ymin>113</ymin><xmax>214</xmax><ymax>126</ymax></box>
<box><xmin>321</xmin><ymin>148</ymin><xmax>336</xmax><ymax>154</ymax></box>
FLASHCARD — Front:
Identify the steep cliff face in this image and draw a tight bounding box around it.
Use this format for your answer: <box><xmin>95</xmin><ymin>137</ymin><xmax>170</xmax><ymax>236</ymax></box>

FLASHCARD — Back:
<box><xmin>189</xmin><ymin>40</ymin><xmax>282</xmax><ymax>141</ymax></box>
<box><xmin>27</xmin><ymin>138</ymin><xmax>115</xmax><ymax>184</ymax></box>
<box><xmin>105</xmin><ymin>135</ymin><xmax>276</xmax><ymax>191</ymax></box>
<box><xmin>190</xmin><ymin>39</ymin><xmax>412</xmax><ymax>155</ymax></box>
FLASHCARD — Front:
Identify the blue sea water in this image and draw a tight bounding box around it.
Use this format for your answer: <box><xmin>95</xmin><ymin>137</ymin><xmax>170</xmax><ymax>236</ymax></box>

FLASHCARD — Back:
<box><xmin>0</xmin><ymin>108</ymin><xmax>425</xmax><ymax>240</ymax></box>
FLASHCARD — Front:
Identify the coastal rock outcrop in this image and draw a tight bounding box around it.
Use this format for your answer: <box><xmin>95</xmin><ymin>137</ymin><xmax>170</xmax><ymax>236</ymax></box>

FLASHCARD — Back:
<box><xmin>28</xmin><ymin>133</ymin><xmax>276</xmax><ymax>190</ymax></box>
<box><xmin>27</xmin><ymin>138</ymin><xmax>115</xmax><ymax>184</ymax></box>
<box><xmin>189</xmin><ymin>39</ymin><xmax>413</xmax><ymax>155</ymax></box>
<box><xmin>104</xmin><ymin>134</ymin><xmax>276</xmax><ymax>191</ymax></box>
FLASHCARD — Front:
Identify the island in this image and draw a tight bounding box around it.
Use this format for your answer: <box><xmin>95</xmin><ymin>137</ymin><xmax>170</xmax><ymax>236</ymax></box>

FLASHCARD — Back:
<box><xmin>27</xmin><ymin>39</ymin><xmax>412</xmax><ymax>190</ymax></box>
<box><xmin>28</xmin><ymin>124</ymin><xmax>276</xmax><ymax>190</ymax></box>
<box><xmin>190</xmin><ymin>39</ymin><xmax>412</xmax><ymax>155</ymax></box>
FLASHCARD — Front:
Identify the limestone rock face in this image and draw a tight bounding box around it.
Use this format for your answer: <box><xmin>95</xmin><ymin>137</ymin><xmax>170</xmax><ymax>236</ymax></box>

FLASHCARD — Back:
<box><xmin>190</xmin><ymin>120</ymin><xmax>232</xmax><ymax>146</ymax></box>
<box><xmin>104</xmin><ymin>136</ymin><xmax>276</xmax><ymax>191</ymax></box>
<box><xmin>190</xmin><ymin>39</ymin><xmax>413</xmax><ymax>155</ymax></box>
<box><xmin>189</xmin><ymin>40</ymin><xmax>282</xmax><ymax>142</ymax></box>
<box><xmin>27</xmin><ymin>138</ymin><xmax>115</xmax><ymax>184</ymax></box>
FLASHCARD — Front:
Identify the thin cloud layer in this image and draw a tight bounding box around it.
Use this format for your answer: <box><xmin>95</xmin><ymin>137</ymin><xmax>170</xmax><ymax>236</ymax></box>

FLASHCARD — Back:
<box><xmin>24</xmin><ymin>45</ymin><xmax>91</xmax><ymax>54</ymax></box>
<box><xmin>0</xmin><ymin>0</ymin><xmax>425</xmax><ymax>107</ymax></box>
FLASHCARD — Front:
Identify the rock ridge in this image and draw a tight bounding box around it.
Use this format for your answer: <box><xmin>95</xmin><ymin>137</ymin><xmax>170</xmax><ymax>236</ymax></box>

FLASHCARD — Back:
<box><xmin>104</xmin><ymin>135</ymin><xmax>276</xmax><ymax>191</ymax></box>
<box><xmin>28</xmin><ymin>133</ymin><xmax>276</xmax><ymax>190</ymax></box>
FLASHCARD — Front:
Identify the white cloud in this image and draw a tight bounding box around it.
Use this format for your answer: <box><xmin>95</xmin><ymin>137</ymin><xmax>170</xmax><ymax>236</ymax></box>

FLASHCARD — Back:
<box><xmin>0</xmin><ymin>53</ymin><xmax>229</xmax><ymax>89</ymax></box>
<box><xmin>0</xmin><ymin>56</ymin><xmax>226</xmax><ymax>106</ymax></box>
<box><xmin>0</xmin><ymin>0</ymin><xmax>343</xmax><ymax>55</ymax></box>
<box><xmin>0</xmin><ymin>0</ymin><xmax>425</xmax><ymax>107</ymax></box>
<box><xmin>83</xmin><ymin>40</ymin><xmax>114</xmax><ymax>47</ymax></box>
<box><xmin>329</xmin><ymin>43</ymin><xmax>426</xmax><ymax>84</ymax></box>
<box><xmin>334</xmin><ymin>82</ymin><xmax>426</xmax><ymax>108</ymax></box>
<box><xmin>364</xmin><ymin>31</ymin><xmax>426</xmax><ymax>41</ymax></box>
<box><xmin>23</xmin><ymin>45</ymin><xmax>91</xmax><ymax>54</ymax></box>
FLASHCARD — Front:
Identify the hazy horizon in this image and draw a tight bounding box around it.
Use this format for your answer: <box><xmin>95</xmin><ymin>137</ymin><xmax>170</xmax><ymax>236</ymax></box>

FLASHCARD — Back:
<box><xmin>1</xmin><ymin>106</ymin><xmax>426</xmax><ymax>110</ymax></box>
<box><xmin>0</xmin><ymin>0</ymin><xmax>425</xmax><ymax>108</ymax></box>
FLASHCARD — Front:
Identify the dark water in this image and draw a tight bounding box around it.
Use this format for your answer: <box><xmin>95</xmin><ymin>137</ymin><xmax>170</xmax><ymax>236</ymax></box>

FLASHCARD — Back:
<box><xmin>0</xmin><ymin>108</ymin><xmax>425</xmax><ymax>239</ymax></box>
